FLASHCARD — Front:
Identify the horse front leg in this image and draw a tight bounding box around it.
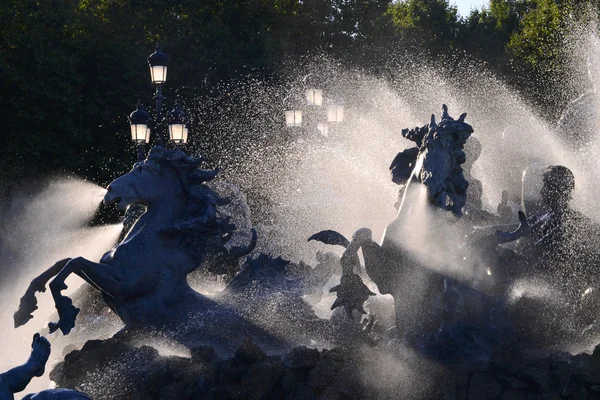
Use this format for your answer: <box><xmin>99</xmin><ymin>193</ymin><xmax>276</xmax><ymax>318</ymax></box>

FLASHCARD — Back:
<box><xmin>14</xmin><ymin>258</ymin><xmax>71</xmax><ymax>328</ymax></box>
<box><xmin>48</xmin><ymin>257</ymin><xmax>125</xmax><ymax>335</ymax></box>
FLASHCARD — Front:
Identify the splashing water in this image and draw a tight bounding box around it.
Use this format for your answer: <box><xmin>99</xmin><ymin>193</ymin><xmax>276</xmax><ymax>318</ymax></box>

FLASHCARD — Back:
<box><xmin>181</xmin><ymin>21</ymin><xmax>600</xmax><ymax>358</ymax></box>
<box><xmin>0</xmin><ymin>177</ymin><xmax>121</xmax><ymax>397</ymax></box>
<box><xmin>4</xmin><ymin>18</ymin><xmax>600</xmax><ymax>400</ymax></box>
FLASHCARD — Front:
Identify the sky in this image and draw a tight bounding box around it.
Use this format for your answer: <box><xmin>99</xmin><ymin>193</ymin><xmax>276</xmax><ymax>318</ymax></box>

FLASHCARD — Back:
<box><xmin>453</xmin><ymin>0</ymin><xmax>490</xmax><ymax>16</ymax></box>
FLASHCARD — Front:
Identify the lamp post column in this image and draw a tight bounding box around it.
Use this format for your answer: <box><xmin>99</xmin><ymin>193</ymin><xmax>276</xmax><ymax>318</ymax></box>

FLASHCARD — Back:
<box><xmin>130</xmin><ymin>45</ymin><xmax>191</xmax><ymax>155</ymax></box>
<box><xmin>148</xmin><ymin>45</ymin><xmax>169</xmax><ymax>146</ymax></box>
<box><xmin>155</xmin><ymin>84</ymin><xmax>165</xmax><ymax>146</ymax></box>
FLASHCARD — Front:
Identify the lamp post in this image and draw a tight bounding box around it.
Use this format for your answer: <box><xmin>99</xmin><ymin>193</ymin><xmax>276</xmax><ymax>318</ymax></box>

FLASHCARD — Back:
<box><xmin>327</xmin><ymin>104</ymin><xmax>344</xmax><ymax>125</ymax></box>
<box><xmin>167</xmin><ymin>106</ymin><xmax>189</xmax><ymax>145</ymax></box>
<box><xmin>283</xmin><ymin>73</ymin><xmax>344</xmax><ymax>137</ymax></box>
<box><xmin>128</xmin><ymin>103</ymin><xmax>151</xmax><ymax>161</ymax></box>
<box><xmin>148</xmin><ymin>45</ymin><xmax>168</xmax><ymax>146</ymax></box>
<box><xmin>129</xmin><ymin>45</ymin><xmax>190</xmax><ymax>160</ymax></box>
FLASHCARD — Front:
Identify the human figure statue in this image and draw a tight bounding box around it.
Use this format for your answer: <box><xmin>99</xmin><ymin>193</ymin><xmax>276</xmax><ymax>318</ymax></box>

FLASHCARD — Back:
<box><xmin>0</xmin><ymin>334</ymin><xmax>89</xmax><ymax>400</ymax></box>
<box><xmin>480</xmin><ymin>165</ymin><xmax>600</xmax><ymax>292</ymax></box>
<box><xmin>468</xmin><ymin>165</ymin><xmax>600</xmax><ymax>344</ymax></box>
<box><xmin>0</xmin><ymin>334</ymin><xmax>49</xmax><ymax>400</ymax></box>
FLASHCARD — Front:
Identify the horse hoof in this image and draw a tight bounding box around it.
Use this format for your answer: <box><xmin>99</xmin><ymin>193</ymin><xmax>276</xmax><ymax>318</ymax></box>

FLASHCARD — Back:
<box><xmin>61</xmin><ymin>307</ymin><xmax>80</xmax><ymax>335</ymax></box>
<box><xmin>13</xmin><ymin>309</ymin><xmax>34</xmax><ymax>328</ymax></box>
<box><xmin>48</xmin><ymin>320</ymin><xmax>74</xmax><ymax>335</ymax></box>
<box><xmin>48</xmin><ymin>322</ymin><xmax>59</xmax><ymax>333</ymax></box>
<box><xmin>49</xmin><ymin>281</ymin><xmax>68</xmax><ymax>292</ymax></box>
<box><xmin>48</xmin><ymin>314</ymin><xmax>79</xmax><ymax>335</ymax></box>
<box><xmin>52</xmin><ymin>303</ymin><xmax>80</xmax><ymax>335</ymax></box>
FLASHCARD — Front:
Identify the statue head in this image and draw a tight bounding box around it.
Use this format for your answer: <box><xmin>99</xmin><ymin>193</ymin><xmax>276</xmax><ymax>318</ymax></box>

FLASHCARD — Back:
<box><xmin>540</xmin><ymin>165</ymin><xmax>575</xmax><ymax>211</ymax></box>
<box><xmin>417</xmin><ymin>105</ymin><xmax>473</xmax><ymax>216</ymax></box>
<box><xmin>104</xmin><ymin>146</ymin><xmax>233</xmax><ymax>265</ymax></box>
<box><xmin>104</xmin><ymin>146</ymin><xmax>219</xmax><ymax>212</ymax></box>
<box><xmin>463</xmin><ymin>136</ymin><xmax>481</xmax><ymax>173</ymax></box>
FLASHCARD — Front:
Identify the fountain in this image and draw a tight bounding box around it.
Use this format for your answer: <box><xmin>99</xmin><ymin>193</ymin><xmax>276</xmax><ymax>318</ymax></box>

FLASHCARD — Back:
<box><xmin>8</xmin><ymin>24</ymin><xmax>600</xmax><ymax>399</ymax></box>
<box><xmin>13</xmin><ymin>146</ymin><xmax>320</xmax><ymax>355</ymax></box>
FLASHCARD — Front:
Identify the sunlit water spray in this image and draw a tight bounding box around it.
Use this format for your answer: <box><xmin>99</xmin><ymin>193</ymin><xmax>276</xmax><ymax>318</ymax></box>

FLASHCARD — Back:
<box><xmin>3</xmin><ymin>18</ymin><xmax>600</xmax><ymax>399</ymax></box>
<box><xmin>0</xmin><ymin>178</ymin><xmax>121</xmax><ymax>397</ymax></box>
<box><xmin>182</xmin><ymin>23</ymin><xmax>600</xmax><ymax>357</ymax></box>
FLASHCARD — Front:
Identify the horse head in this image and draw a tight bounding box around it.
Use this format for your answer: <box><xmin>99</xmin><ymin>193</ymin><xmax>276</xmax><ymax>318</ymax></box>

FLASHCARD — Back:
<box><xmin>104</xmin><ymin>146</ymin><xmax>234</xmax><ymax>266</ymax></box>
<box><xmin>104</xmin><ymin>146</ymin><xmax>219</xmax><ymax>211</ymax></box>
<box><xmin>395</xmin><ymin>105</ymin><xmax>473</xmax><ymax>217</ymax></box>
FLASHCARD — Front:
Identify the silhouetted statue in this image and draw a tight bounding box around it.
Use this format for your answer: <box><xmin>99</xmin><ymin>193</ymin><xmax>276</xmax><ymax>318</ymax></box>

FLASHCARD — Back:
<box><xmin>312</xmin><ymin>106</ymin><xmax>484</xmax><ymax>356</ymax></box>
<box><xmin>308</xmin><ymin>229</ymin><xmax>376</xmax><ymax>316</ymax></box>
<box><xmin>480</xmin><ymin>165</ymin><xmax>600</xmax><ymax>288</ymax></box>
<box><xmin>13</xmin><ymin>147</ymin><xmax>267</xmax><ymax>351</ymax></box>
<box><xmin>14</xmin><ymin>147</ymin><xmax>334</xmax><ymax>353</ymax></box>
<box><xmin>465</xmin><ymin>165</ymin><xmax>600</xmax><ymax>345</ymax></box>
<box><xmin>389</xmin><ymin>104</ymin><xmax>473</xmax><ymax>216</ymax></box>
<box><xmin>0</xmin><ymin>334</ymin><xmax>89</xmax><ymax>400</ymax></box>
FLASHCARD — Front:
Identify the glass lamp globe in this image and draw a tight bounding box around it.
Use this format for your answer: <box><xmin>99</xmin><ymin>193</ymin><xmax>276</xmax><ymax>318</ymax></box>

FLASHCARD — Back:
<box><xmin>128</xmin><ymin>104</ymin><xmax>151</xmax><ymax>143</ymax></box>
<box><xmin>305</xmin><ymin>89</ymin><xmax>323</xmax><ymax>106</ymax></box>
<box><xmin>327</xmin><ymin>105</ymin><xmax>344</xmax><ymax>124</ymax></box>
<box><xmin>148</xmin><ymin>45</ymin><xmax>168</xmax><ymax>84</ymax></box>
<box><xmin>285</xmin><ymin>110</ymin><xmax>302</xmax><ymax>127</ymax></box>
<box><xmin>168</xmin><ymin>107</ymin><xmax>188</xmax><ymax>144</ymax></box>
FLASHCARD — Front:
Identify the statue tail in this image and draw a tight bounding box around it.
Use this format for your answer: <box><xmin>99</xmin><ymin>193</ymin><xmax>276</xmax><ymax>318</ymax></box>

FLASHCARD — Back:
<box><xmin>308</xmin><ymin>230</ymin><xmax>350</xmax><ymax>248</ymax></box>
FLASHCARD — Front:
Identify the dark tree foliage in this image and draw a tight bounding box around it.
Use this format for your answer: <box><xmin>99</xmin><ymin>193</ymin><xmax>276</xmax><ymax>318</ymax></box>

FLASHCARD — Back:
<box><xmin>0</xmin><ymin>0</ymin><xmax>595</xmax><ymax>191</ymax></box>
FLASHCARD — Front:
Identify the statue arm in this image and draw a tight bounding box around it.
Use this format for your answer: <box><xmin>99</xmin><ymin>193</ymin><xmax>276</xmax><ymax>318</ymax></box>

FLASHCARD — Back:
<box><xmin>475</xmin><ymin>211</ymin><xmax>530</xmax><ymax>248</ymax></box>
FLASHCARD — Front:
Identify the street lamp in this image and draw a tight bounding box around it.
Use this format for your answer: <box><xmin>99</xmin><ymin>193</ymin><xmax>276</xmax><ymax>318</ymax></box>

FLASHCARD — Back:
<box><xmin>283</xmin><ymin>72</ymin><xmax>345</xmax><ymax>136</ymax></box>
<box><xmin>148</xmin><ymin>45</ymin><xmax>169</xmax><ymax>146</ymax></box>
<box><xmin>285</xmin><ymin>110</ymin><xmax>303</xmax><ymax>128</ymax></box>
<box><xmin>148</xmin><ymin>45</ymin><xmax>168</xmax><ymax>84</ymax></box>
<box><xmin>303</xmin><ymin>73</ymin><xmax>323</xmax><ymax>107</ymax></box>
<box><xmin>168</xmin><ymin>106</ymin><xmax>189</xmax><ymax>144</ymax></box>
<box><xmin>305</xmin><ymin>89</ymin><xmax>323</xmax><ymax>106</ymax></box>
<box><xmin>284</xmin><ymin>91</ymin><xmax>303</xmax><ymax>128</ymax></box>
<box><xmin>327</xmin><ymin>104</ymin><xmax>345</xmax><ymax>124</ymax></box>
<box><xmin>128</xmin><ymin>45</ymin><xmax>191</xmax><ymax>158</ymax></box>
<box><xmin>128</xmin><ymin>103</ymin><xmax>151</xmax><ymax>161</ymax></box>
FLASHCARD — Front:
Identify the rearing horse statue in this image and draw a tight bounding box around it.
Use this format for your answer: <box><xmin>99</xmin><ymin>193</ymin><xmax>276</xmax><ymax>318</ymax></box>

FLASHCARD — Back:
<box><xmin>14</xmin><ymin>147</ymin><xmax>254</xmax><ymax>343</ymax></box>
<box><xmin>310</xmin><ymin>105</ymin><xmax>482</xmax><ymax>357</ymax></box>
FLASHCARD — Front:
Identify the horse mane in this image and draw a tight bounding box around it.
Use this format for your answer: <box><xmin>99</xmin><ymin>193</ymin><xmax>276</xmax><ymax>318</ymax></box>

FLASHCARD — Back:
<box><xmin>146</xmin><ymin>146</ymin><xmax>236</xmax><ymax>263</ymax></box>
<box><xmin>397</xmin><ymin>105</ymin><xmax>473</xmax><ymax>217</ymax></box>
<box><xmin>429</xmin><ymin>105</ymin><xmax>473</xmax><ymax>215</ymax></box>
